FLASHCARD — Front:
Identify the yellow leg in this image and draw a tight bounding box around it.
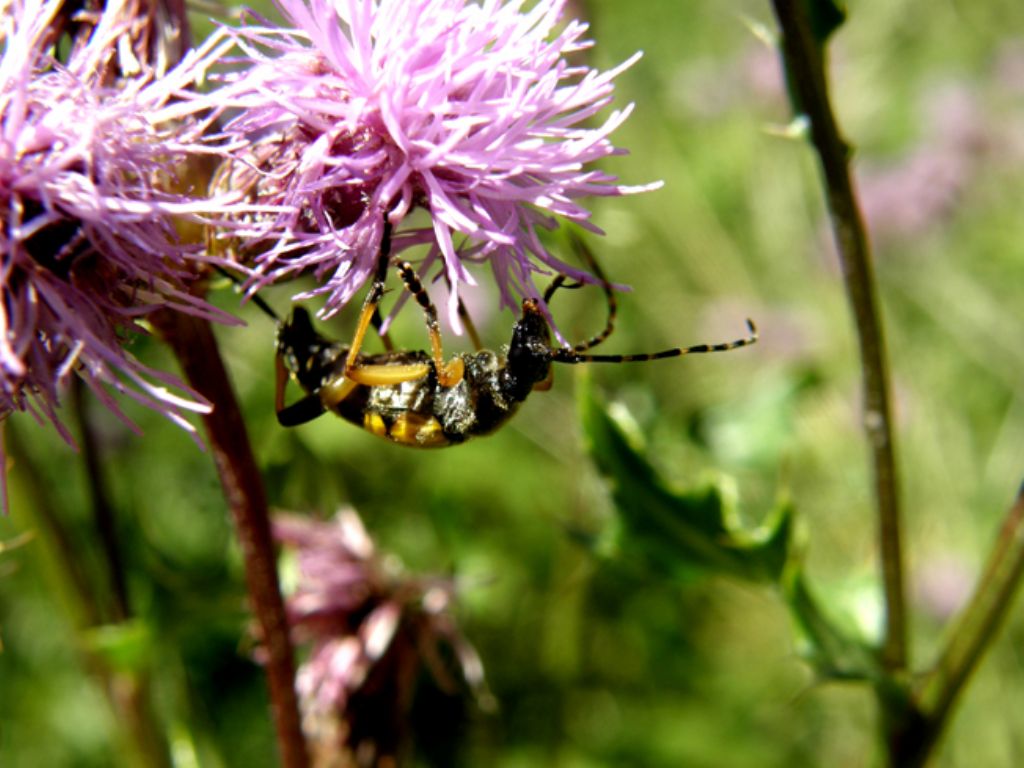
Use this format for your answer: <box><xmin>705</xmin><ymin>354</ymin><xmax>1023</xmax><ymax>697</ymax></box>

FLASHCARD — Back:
<box><xmin>426</xmin><ymin>321</ymin><xmax>465</xmax><ymax>387</ymax></box>
<box><xmin>342</xmin><ymin>226</ymin><xmax>465</xmax><ymax>390</ymax></box>
<box><xmin>396</xmin><ymin>261</ymin><xmax>465</xmax><ymax>388</ymax></box>
<box><xmin>275</xmin><ymin>355</ymin><xmax>291</xmax><ymax>414</ymax></box>
<box><xmin>346</xmin><ymin>362</ymin><xmax>432</xmax><ymax>386</ymax></box>
<box><xmin>319</xmin><ymin>374</ymin><xmax>362</xmax><ymax>408</ymax></box>
<box><xmin>344</xmin><ymin>221</ymin><xmax>393</xmax><ymax>373</ymax></box>
<box><xmin>343</xmin><ymin>296</ymin><xmax>381</xmax><ymax>373</ymax></box>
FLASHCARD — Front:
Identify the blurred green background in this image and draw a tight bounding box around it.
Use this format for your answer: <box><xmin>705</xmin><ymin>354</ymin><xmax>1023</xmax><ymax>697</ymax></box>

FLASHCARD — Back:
<box><xmin>4</xmin><ymin>0</ymin><xmax>1024</xmax><ymax>765</ymax></box>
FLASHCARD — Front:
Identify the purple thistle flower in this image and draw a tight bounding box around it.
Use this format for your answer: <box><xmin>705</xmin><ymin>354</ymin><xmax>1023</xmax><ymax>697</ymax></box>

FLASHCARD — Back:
<box><xmin>0</xmin><ymin>0</ymin><xmax>239</xmax><ymax>455</ymax></box>
<box><xmin>211</xmin><ymin>0</ymin><xmax>659</xmax><ymax>327</ymax></box>
<box><xmin>273</xmin><ymin>508</ymin><xmax>489</xmax><ymax>763</ymax></box>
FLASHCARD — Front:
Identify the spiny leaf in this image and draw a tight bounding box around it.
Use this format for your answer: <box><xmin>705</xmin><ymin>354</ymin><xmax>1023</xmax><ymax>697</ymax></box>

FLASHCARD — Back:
<box><xmin>579</xmin><ymin>383</ymin><xmax>882</xmax><ymax>680</ymax></box>
<box><xmin>579</xmin><ymin>381</ymin><xmax>793</xmax><ymax>584</ymax></box>
<box><xmin>783</xmin><ymin>568</ymin><xmax>881</xmax><ymax>681</ymax></box>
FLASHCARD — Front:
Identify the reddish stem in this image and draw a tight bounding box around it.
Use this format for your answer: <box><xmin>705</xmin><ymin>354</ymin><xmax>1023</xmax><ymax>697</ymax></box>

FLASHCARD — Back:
<box><xmin>155</xmin><ymin>310</ymin><xmax>309</xmax><ymax>768</ymax></box>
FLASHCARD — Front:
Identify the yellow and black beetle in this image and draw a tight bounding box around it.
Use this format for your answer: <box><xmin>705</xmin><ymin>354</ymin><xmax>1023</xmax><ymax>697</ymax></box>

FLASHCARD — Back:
<box><xmin>271</xmin><ymin>226</ymin><xmax>757</xmax><ymax>447</ymax></box>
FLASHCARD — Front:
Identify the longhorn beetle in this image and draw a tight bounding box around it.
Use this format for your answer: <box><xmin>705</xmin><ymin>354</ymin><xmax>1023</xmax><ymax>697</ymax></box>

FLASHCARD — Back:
<box><xmin>269</xmin><ymin>225</ymin><xmax>757</xmax><ymax>447</ymax></box>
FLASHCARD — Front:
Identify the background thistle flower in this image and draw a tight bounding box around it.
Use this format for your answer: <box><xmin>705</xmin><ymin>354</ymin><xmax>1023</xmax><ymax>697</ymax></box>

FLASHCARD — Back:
<box><xmin>0</xmin><ymin>0</ymin><xmax>238</xmax><ymax>449</ymax></box>
<box><xmin>211</xmin><ymin>0</ymin><xmax>659</xmax><ymax>326</ymax></box>
<box><xmin>274</xmin><ymin>509</ymin><xmax>488</xmax><ymax>766</ymax></box>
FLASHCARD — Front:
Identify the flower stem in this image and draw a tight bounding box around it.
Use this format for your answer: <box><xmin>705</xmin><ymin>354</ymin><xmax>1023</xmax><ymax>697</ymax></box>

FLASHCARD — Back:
<box><xmin>769</xmin><ymin>0</ymin><xmax>907</xmax><ymax>672</ymax></box>
<box><xmin>155</xmin><ymin>310</ymin><xmax>309</xmax><ymax>768</ymax></box>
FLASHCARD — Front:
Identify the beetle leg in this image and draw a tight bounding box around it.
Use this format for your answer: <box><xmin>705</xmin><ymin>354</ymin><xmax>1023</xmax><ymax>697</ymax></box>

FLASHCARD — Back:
<box><xmin>344</xmin><ymin>222</ymin><xmax>393</xmax><ymax>374</ymax></box>
<box><xmin>318</xmin><ymin>373</ymin><xmax>362</xmax><ymax>407</ymax></box>
<box><xmin>344</xmin><ymin>361</ymin><xmax>433</xmax><ymax>386</ymax></box>
<box><xmin>370</xmin><ymin>305</ymin><xmax>394</xmax><ymax>351</ymax></box>
<box><xmin>457</xmin><ymin>296</ymin><xmax>483</xmax><ymax>351</ymax></box>
<box><xmin>274</xmin><ymin>346</ymin><xmax>328</xmax><ymax>425</ymax></box>
<box><xmin>395</xmin><ymin>261</ymin><xmax>465</xmax><ymax>387</ymax></box>
<box><xmin>275</xmin><ymin>354</ymin><xmax>330</xmax><ymax>425</ymax></box>
<box><xmin>427</xmin><ymin>323</ymin><xmax>465</xmax><ymax>388</ymax></box>
<box><xmin>277</xmin><ymin>395</ymin><xmax>328</xmax><ymax>427</ymax></box>
<box><xmin>341</xmin><ymin>220</ymin><xmax>462</xmax><ymax>389</ymax></box>
<box><xmin>275</xmin><ymin>354</ymin><xmax>290</xmax><ymax>415</ymax></box>
<box><xmin>531</xmin><ymin>368</ymin><xmax>555</xmax><ymax>392</ymax></box>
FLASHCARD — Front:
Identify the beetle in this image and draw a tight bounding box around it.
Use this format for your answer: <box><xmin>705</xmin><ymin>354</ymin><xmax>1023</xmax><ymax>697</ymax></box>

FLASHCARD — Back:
<box><xmin>272</xmin><ymin>228</ymin><xmax>757</xmax><ymax>447</ymax></box>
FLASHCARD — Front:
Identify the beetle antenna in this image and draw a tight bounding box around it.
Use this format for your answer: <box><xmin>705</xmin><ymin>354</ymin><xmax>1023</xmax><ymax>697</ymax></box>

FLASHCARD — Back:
<box><xmin>551</xmin><ymin>319</ymin><xmax>758</xmax><ymax>364</ymax></box>
<box><xmin>212</xmin><ymin>265</ymin><xmax>280</xmax><ymax>323</ymax></box>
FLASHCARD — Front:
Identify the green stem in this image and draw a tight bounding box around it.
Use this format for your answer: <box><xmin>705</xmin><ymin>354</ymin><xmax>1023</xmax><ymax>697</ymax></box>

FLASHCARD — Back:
<box><xmin>769</xmin><ymin>0</ymin><xmax>907</xmax><ymax>672</ymax></box>
<box><xmin>6</xmin><ymin>425</ymin><xmax>171</xmax><ymax>768</ymax></box>
<box><xmin>71</xmin><ymin>378</ymin><xmax>130</xmax><ymax>622</ymax></box>
<box><xmin>6</xmin><ymin>425</ymin><xmax>102</xmax><ymax>627</ymax></box>
<box><xmin>71</xmin><ymin>382</ymin><xmax>174</xmax><ymax>767</ymax></box>
<box><xmin>155</xmin><ymin>310</ymin><xmax>309</xmax><ymax>768</ymax></box>
<box><xmin>894</xmin><ymin>484</ymin><xmax>1024</xmax><ymax>766</ymax></box>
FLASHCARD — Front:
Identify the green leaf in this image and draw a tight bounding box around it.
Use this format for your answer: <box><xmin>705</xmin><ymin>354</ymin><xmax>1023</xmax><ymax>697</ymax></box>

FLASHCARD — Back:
<box><xmin>579</xmin><ymin>381</ymin><xmax>793</xmax><ymax>584</ymax></box>
<box><xmin>578</xmin><ymin>382</ymin><xmax>886</xmax><ymax>682</ymax></box>
<box><xmin>783</xmin><ymin>568</ymin><xmax>881</xmax><ymax>682</ymax></box>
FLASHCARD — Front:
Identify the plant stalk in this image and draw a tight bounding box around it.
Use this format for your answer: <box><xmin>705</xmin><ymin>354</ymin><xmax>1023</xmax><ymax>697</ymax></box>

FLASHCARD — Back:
<box><xmin>894</xmin><ymin>484</ymin><xmax>1024</xmax><ymax>766</ymax></box>
<box><xmin>769</xmin><ymin>0</ymin><xmax>907</xmax><ymax>673</ymax></box>
<box><xmin>71</xmin><ymin>377</ymin><xmax>131</xmax><ymax>622</ymax></box>
<box><xmin>155</xmin><ymin>310</ymin><xmax>309</xmax><ymax>768</ymax></box>
<box><xmin>6</xmin><ymin>426</ymin><xmax>171</xmax><ymax>768</ymax></box>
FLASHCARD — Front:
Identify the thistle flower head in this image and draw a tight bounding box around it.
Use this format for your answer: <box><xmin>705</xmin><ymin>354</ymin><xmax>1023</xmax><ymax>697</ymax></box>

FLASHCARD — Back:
<box><xmin>1</xmin><ymin>0</ymin><xmax>237</xmax><ymax>447</ymax></box>
<box><xmin>274</xmin><ymin>509</ymin><xmax>488</xmax><ymax>763</ymax></box>
<box><xmin>213</xmin><ymin>0</ymin><xmax>658</xmax><ymax>326</ymax></box>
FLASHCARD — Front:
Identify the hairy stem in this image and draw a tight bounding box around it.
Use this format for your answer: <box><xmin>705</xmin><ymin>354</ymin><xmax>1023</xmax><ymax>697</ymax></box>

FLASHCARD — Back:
<box><xmin>769</xmin><ymin>0</ymin><xmax>906</xmax><ymax>672</ymax></box>
<box><xmin>155</xmin><ymin>310</ymin><xmax>309</xmax><ymax>768</ymax></box>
